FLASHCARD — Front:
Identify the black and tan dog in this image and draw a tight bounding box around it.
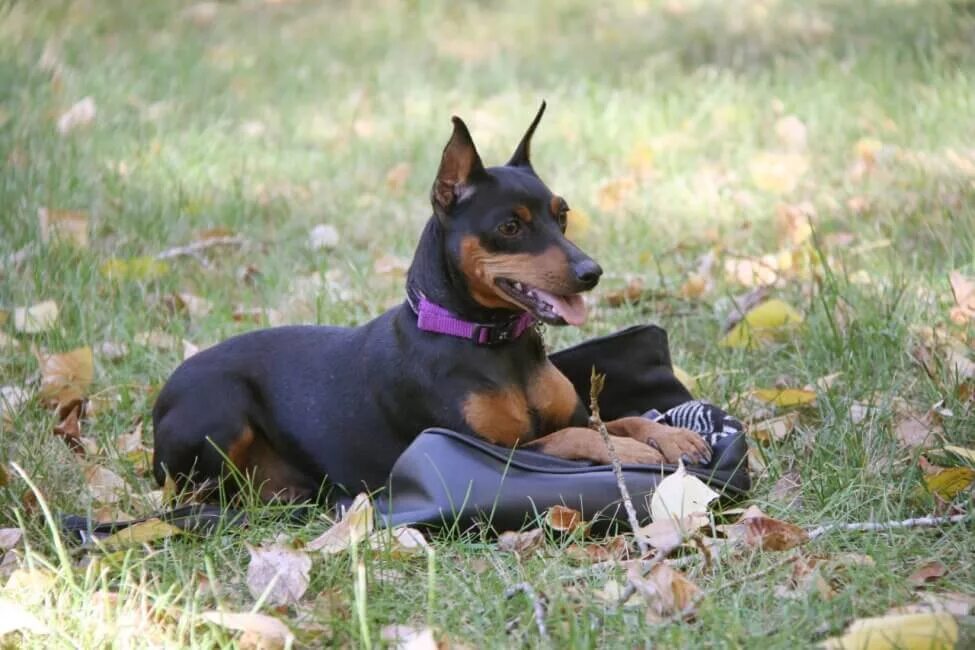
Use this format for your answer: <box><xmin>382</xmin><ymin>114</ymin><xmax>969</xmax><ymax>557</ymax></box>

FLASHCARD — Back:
<box><xmin>151</xmin><ymin>104</ymin><xmax>711</xmax><ymax>502</ymax></box>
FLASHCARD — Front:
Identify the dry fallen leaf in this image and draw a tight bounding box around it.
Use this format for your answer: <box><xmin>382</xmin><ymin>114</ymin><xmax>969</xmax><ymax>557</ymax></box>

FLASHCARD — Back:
<box><xmin>546</xmin><ymin>505</ymin><xmax>585</xmax><ymax>533</ymax></box>
<box><xmin>895</xmin><ymin>409</ymin><xmax>943</xmax><ymax>451</ymax></box>
<box><xmin>199</xmin><ymin>611</ymin><xmax>294</xmax><ymax>650</ymax></box>
<box><xmin>14</xmin><ymin>300</ymin><xmax>59</xmax><ymax>333</ymax></box>
<box><xmin>720</xmin><ymin>299</ymin><xmax>804</xmax><ymax>349</ymax></box>
<box><xmin>947</xmin><ymin>270</ymin><xmax>975</xmax><ymax>324</ymax></box>
<box><xmin>497</xmin><ymin>528</ymin><xmax>545</xmax><ymax>557</ymax></box>
<box><xmin>36</xmin><ymin>346</ymin><xmax>93</xmax><ymax>407</ymax></box>
<box><xmin>635</xmin><ymin>513</ymin><xmax>709</xmax><ymax>552</ymax></box>
<box><xmin>820</xmin><ymin>611</ymin><xmax>957</xmax><ymax>650</ymax></box>
<box><xmin>0</xmin><ymin>528</ymin><xmax>23</xmax><ymax>551</ymax></box>
<box><xmin>627</xmin><ymin>562</ymin><xmax>701</xmax><ymax>623</ymax></box>
<box><xmin>246</xmin><ymin>541</ymin><xmax>312</xmax><ymax>606</ymax></box>
<box><xmin>369</xmin><ymin>526</ymin><xmax>430</xmax><ymax>558</ymax></box>
<box><xmin>718</xmin><ymin>505</ymin><xmax>808</xmax><ymax>551</ymax></box>
<box><xmin>0</xmin><ymin>598</ymin><xmax>48</xmax><ymax>637</ymax></box>
<box><xmin>750</xmin><ymin>412</ymin><xmax>800</xmax><ymax>444</ymax></box>
<box><xmin>564</xmin><ymin>536</ymin><xmax>630</xmax><ymax>563</ymax></box>
<box><xmin>100</xmin><ymin>518</ymin><xmax>182</xmax><ymax>549</ymax></box>
<box><xmin>908</xmin><ymin>561</ymin><xmax>947</xmax><ymax>588</ymax></box>
<box><xmin>57</xmin><ymin>96</ymin><xmax>96</xmax><ymax>135</ymax></box>
<box><xmin>943</xmin><ymin>445</ymin><xmax>975</xmax><ymax>465</ymax></box>
<box><xmin>84</xmin><ymin>464</ymin><xmax>128</xmax><ymax>505</ymax></box>
<box><xmin>305</xmin><ymin>493</ymin><xmax>374</xmax><ymax>554</ymax></box>
<box><xmin>37</xmin><ymin>208</ymin><xmax>89</xmax><ymax>248</ymax></box>
<box><xmin>650</xmin><ymin>461</ymin><xmax>719</xmax><ymax>523</ymax></box>
<box><xmin>380</xmin><ymin>624</ymin><xmax>439</xmax><ymax>650</ymax></box>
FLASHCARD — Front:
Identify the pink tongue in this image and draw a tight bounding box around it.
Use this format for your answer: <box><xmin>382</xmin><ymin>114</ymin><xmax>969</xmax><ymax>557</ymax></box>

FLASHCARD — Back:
<box><xmin>535</xmin><ymin>290</ymin><xmax>588</xmax><ymax>326</ymax></box>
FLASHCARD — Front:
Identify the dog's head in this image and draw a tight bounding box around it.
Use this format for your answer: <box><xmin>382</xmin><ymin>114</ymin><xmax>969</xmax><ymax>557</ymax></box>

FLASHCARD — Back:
<box><xmin>430</xmin><ymin>103</ymin><xmax>601</xmax><ymax>326</ymax></box>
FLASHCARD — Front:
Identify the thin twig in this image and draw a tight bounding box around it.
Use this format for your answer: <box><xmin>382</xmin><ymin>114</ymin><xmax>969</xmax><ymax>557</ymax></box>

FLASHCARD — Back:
<box><xmin>807</xmin><ymin>513</ymin><xmax>969</xmax><ymax>540</ymax></box>
<box><xmin>155</xmin><ymin>235</ymin><xmax>246</xmax><ymax>262</ymax></box>
<box><xmin>588</xmin><ymin>369</ymin><xmax>650</xmax><ymax>556</ymax></box>
<box><xmin>505</xmin><ymin>582</ymin><xmax>549</xmax><ymax>641</ymax></box>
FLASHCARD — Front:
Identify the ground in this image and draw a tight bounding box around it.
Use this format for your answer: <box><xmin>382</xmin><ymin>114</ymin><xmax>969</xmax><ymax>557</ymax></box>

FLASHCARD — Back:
<box><xmin>1</xmin><ymin>0</ymin><xmax>974</xmax><ymax>647</ymax></box>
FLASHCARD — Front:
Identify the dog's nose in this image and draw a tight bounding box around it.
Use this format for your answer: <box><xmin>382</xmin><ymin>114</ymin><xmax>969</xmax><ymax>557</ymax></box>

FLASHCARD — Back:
<box><xmin>573</xmin><ymin>259</ymin><xmax>603</xmax><ymax>289</ymax></box>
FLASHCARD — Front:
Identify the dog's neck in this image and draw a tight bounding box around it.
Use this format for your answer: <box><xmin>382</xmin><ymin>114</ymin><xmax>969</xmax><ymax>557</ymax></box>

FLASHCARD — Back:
<box><xmin>406</xmin><ymin>217</ymin><xmax>526</xmax><ymax>325</ymax></box>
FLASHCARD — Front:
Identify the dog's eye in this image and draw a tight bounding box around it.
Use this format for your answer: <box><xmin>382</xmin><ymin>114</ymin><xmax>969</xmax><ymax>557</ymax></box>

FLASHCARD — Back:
<box><xmin>498</xmin><ymin>219</ymin><xmax>522</xmax><ymax>237</ymax></box>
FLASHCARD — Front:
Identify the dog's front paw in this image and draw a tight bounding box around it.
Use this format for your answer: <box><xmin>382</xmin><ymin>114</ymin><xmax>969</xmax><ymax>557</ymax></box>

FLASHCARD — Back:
<box><xmin>607</xmin><ymin>417</ymin><xmax>712</xmax><ymax>465</ymax></box>
<box><xmin>603</xmin><ymin>436</ymin><xmax>666</xmax><ymax>465</ymax></box>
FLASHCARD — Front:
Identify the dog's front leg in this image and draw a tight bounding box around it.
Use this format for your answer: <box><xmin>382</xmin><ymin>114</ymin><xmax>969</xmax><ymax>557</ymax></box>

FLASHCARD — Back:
<box><xmin>603</xmin><ymin>417</ymin><xmax>712</xmax><ymax>465</ymax></box>
<box><xmin>525</xmin><ymin>427</ymin><xmax>665</xmax><ymax>465</ymax></box>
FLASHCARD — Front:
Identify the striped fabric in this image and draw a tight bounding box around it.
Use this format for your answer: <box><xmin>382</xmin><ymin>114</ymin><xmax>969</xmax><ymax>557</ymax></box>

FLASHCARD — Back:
<box><xmin>643</xmin><ymin>400</ymin><xmax>743</xmax><ymax>448</ymax></box>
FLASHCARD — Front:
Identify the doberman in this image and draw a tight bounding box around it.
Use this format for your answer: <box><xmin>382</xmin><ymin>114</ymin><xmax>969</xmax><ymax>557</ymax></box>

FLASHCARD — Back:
<box><xmin>151</xmin><ymin>103</ymin><xmax>711</xmax><ymax>503</ymax></box>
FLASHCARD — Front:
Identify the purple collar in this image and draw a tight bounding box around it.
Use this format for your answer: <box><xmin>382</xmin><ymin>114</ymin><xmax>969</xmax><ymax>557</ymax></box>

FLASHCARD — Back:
<box><xmin>407</xmin><ymin>292</ymin><xmax>535</xmax><ymax>345</ymax></box>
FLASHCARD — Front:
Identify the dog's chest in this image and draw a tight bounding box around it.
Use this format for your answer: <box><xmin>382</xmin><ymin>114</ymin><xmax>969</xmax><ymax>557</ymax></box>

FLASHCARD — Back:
<box><xmin>461</xmin><ymin>360</ymin><xmax>579</xmax><ymax>446</ymax></box>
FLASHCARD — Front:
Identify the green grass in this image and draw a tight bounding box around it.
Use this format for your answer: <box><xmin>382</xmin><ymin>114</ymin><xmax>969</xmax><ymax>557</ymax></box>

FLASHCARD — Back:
<box><xmin>2</xmin><ymin>0</ymin><xmax>975</xmax><ymax>647</ymax></box>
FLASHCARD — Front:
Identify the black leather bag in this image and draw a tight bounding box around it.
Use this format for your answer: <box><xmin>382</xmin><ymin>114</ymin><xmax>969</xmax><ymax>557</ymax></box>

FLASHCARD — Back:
<box><xmin>373</xmin><ymin>325</ymin><xmax>750</xmax><ymax>532</ymax></box>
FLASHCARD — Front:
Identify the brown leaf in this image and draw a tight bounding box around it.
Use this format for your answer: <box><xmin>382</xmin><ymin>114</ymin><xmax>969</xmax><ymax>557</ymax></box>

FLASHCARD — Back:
<box><xmin>53</xmin><ymin>401</ymin><xmax>86</xmax><ymax>453</ymax></box>
<box><xmin>948</xmin><ymin>270</ymin><xmax>975</xmax><ymax>324</ymax></box>
<box><xmin>246</xmin><ymin>541</ymin><xmax>312</xmax><ymax>606</ymax></box>
<box><xmin>36</xmin><ymin>346</ymin><xmax>94</xmax><ymax>407</ymax></box>
<box><xmin>908</xmin><ymin>561</ymin><xmax>947</xmax><ymax>588</ymax></box>
<box><xmin>718</xmin><ymin>505</ymin><xmax>808</xmax><ymax>551</ymax></box>
<box><xmin>497</xmin><ymin>528</ymin><xmax>545</xmax><ymax>557</ymax></box>
<box><xmin>564</xmin><ymin>536</ymin><xmax>631</xmax><ymax>563</ymax></box>
<box><xmin>894</xmin><ymin>409</ymin><xmax>943</xmax><ymax>450</ymax></box>
<box><xmin>626</xmin><ymin>562</ymin><xmax>701</xmax><ymax>623</ymax></box>
<box><xmin>37</xmin><ymin>208</ymin><xmax>89</xmax><ymax>248</ymax></box>
<box><xmin>14</xmin><ymin>300</ymin><xmax>59</xmax><ymax>333</ymax></box>
<box><xmin>546</xmin><ymin>505</ymin><xmax>584</xmax><ymax>533</ymax></box>
<box><xmin>305</xmin><ymin>493</ymin><xmax>373</xmax><ymax>554</ymax></box>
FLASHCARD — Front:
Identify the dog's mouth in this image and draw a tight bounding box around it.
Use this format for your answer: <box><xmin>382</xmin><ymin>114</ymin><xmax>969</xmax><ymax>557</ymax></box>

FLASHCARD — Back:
<box><xmin>495</xmin><ymin>278</ymin><xmax>588</xmax><ymax>326</ymax></box>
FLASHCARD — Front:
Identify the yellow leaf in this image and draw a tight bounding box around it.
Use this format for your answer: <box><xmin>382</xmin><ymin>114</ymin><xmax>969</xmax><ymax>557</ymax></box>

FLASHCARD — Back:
<box><xmin>923</xmin><ymin>467</ymin><xmax>975</xmax><ymax>500</ymax></box>
<box><xmin>820</xmin><ymin>612</ymin><xmax>957</xmax><ymax>650</ymax></box>
<box><xmin>944</xmin><ymin>445</ymin><xmax>975</xmax><ymax>465</ymax></box>
<box><xmin>100</xmin><ymin>257</ymin><xmax>169</xmax><ymax>281</ymax></box>
<box><xmin>720</xmin><ymin>299</ymin><xmax>804</xmax><ymax>349</ymax></box>
<box><xmin>751</xmin><ymin>388</ymin><xmax>817</xmax><ymax>408</ymax></box>
<box><xmin>100</xmin><ymin>518</ymin><xmax>182</xmax><ymax>549</ymax></box>
<box><xmin>14</xmin><ymin>300</ymin><xmax>59</xmax><ymax>333</ymax></box>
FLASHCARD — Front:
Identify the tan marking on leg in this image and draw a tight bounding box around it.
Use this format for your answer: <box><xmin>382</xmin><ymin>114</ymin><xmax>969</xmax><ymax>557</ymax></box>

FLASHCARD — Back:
<box><xmin>527</xmin><ymin>361</ymin><xmax>581</xmax><ymax>432</ymax></box>
<box><xmin>462</xmin><ymin>387</ymin><xmax>530</xmax><ymax>447</ymax></box>
<box><xmin>605</xmin><ymin>417</ymin><xmax>711</xmax><ymax>464</ymax></box>
<box><xmin>247</xmin><ymin>435</ymin><xmax>316</xmax><ymax>502</ymax></box>
<box><xmin>227</xmin><ymin>426</ymin><xmax>255</xmax><ymax>470</ymax></box>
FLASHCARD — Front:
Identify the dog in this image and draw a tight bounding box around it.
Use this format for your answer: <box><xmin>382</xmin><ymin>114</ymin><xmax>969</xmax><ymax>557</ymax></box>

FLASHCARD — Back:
<box><xmin>151</xmin><ymin>103</ymin><xmax>711</xmax><ymax>503</ymax></box>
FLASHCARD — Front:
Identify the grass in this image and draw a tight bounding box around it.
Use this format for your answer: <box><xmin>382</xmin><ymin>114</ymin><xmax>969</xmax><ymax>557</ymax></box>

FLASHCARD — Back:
<box><xmin>1</xmin><ymin>0</ymin><xmax>974</xmax><ymax>646</ymax></box>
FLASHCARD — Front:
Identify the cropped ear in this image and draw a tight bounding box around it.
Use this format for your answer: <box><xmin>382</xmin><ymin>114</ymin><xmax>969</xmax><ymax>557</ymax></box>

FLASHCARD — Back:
<box><xmin>506</xmin><ymin>101</ymin><xmax>546</xmax><ymax>168</ymax></box>
<box><xmin>431</xmin><ymin>116</ymin><xmax>487</xmax><ymax>218</ymax></box>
